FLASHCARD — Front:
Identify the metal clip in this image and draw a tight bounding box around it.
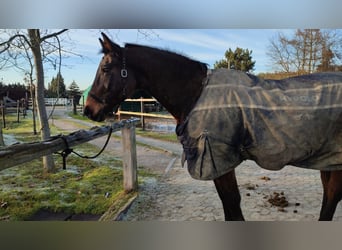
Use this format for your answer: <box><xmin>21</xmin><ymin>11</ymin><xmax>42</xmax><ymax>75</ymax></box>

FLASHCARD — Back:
<box><xmin>121</xmin><ymin>69</ymin><xmax>128</xmax><ymax>78</ymax></box>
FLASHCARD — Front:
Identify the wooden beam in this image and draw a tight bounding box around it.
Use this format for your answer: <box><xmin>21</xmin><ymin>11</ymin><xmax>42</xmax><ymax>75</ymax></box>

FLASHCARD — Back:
<box><xmin>121</xmin><ymin>122</ymin><xmax>138</xmax><ymax>192</ymax></box>
<box><xmin>0</xmin><ymin>118</ymin><xmax>139</xmax><ymax>171</ymax></box>
<box><xmin>124</xmin><ymin>98</ymin><xmax>156</xmax><ymax>102</ymax></box>
<box><xmin>117</xmin><ymin>111</ymin><xmax>173</xmax><ymax>119</ymax></box>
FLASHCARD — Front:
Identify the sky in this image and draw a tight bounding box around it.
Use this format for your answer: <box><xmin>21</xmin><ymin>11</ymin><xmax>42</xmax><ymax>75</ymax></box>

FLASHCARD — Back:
<box><xmin>0</xmin><ymin>29</ymin><xmax>293</xmax><ymax>91</ymax></box>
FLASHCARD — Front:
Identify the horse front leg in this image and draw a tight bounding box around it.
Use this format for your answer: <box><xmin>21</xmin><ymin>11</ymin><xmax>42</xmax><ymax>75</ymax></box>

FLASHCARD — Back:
<box><xmin>319</xmin><ymin>170</ymin><xmax>342</xmax><ymax>221</ymax></box>
<box><xmin>213</xmin><ymin>170</ymin><xmax>245</xmax><ymax>221</ymax></box>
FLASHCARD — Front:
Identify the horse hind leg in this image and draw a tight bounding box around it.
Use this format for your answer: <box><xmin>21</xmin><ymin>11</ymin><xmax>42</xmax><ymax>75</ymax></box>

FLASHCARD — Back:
<box><xmin>319</xmin><ymin>170</ymin><xmax>342</xmax><ymax>221</ymax></box>
<box><xmin>213</xmin><ymin>170</ymin><xmax>245</xmax><ymax>221</ymax></box>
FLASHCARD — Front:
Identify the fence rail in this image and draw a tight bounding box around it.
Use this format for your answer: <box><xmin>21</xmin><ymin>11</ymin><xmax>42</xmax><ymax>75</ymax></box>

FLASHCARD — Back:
<box><xmin>118</xmin><ymin>111</ymin><xmax>173</xmax><ymax>119</ymax></box>
<box><xmin>116</xmin><ymin>98</ymin><xmax>174</xmax><ymax>129</ymax></box>
<box><xmin>0</xmin><ymin>118</ymin><xmax>140</xmax><ymax>192</ymax></box>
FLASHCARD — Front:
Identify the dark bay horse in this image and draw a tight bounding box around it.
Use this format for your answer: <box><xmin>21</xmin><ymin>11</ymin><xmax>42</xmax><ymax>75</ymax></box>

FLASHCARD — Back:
<box><xmin>84</xmin><ymin>32</ymin><xmax>342</xmax><ymax>220</ymax></box>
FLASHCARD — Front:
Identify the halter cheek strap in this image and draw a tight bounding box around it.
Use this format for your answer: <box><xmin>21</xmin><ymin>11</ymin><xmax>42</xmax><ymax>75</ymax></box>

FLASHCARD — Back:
<box><xmin>120</xmin><ymin>48</ymin><xmax>128</xmax><ymax>95</ymax></box>
<box><xmin>89</xmin><ymin>48</ymin><xmax>128</xmax><ymax>104</ymax></box>
<box><xmin>121</xmin><ymin>49</ymin><xmax>128</xmax><ymax>78</ymax></box>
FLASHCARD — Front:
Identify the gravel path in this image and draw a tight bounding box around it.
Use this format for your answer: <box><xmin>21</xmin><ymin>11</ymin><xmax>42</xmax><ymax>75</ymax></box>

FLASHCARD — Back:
<box><xmin>50</xmin><ymin>107</ymin><xmax>342</xmax><ymax>221</ymax></box>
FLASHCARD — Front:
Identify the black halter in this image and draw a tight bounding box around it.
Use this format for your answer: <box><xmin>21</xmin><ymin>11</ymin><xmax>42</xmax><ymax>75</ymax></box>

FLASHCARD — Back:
<box><xmin>120</xmin><ymin>48</ymin><xmax>128</xmax><ymax>78</ymax></box>
<box><xmin>89</xmin><ymin>92</ymin><xmax>105</xmax><ymax>104</ymax></box>
<box><xmin>89</xmin><ymin>49</ymin><xmax>128</xmax><ymax>105</ymax></box>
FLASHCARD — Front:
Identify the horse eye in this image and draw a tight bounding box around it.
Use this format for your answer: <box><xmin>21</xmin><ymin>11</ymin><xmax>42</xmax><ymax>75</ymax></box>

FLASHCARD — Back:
<box><xmin>102</xmin><ymin>65</ymin><xmax>111</xmax><ymax>73</ymax></box>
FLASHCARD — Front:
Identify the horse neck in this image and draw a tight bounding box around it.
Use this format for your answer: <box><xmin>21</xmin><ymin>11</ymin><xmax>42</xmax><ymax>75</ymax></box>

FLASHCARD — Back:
<box><xmin>126</xmin><ymin>47</ymin><xmax>207</xmax><ymax>124</ymax></box>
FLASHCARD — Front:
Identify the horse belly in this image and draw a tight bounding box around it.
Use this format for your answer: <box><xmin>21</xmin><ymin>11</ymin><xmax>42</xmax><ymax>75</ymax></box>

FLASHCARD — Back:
<box><xmin>245</xmin><ymin>107</ymin><xmax>342</xmax><ymax>171</ymax></box>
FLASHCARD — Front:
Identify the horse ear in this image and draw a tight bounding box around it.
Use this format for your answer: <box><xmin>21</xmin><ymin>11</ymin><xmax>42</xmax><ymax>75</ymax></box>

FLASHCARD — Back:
<box><xmin>100</xmin><ymin>32</ymin><xmax>122</xmax><ymax>57</ymax></box>
<box><xmin>99</xmin><ymin>38</ymin><xmax>108</xmax><ymax>53</ymax></box>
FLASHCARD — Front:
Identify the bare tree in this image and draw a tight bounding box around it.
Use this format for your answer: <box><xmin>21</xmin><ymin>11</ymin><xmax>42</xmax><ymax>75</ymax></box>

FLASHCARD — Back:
<box><xmin>267</xmin><ymin>29</ymin><xmax>342</xmax><ymax>74</ymax></box>
<box><xmin>267</xmin><ymin>32</ymin><xmax>293</xmax><ymax>73</ymax></box>
<box><xmin>0</xmin><ymin>29</ymin><xmax>68</xmax><ymax>172</ymax></box>
<box><xmin>317</xmin><ymin>30</ymin><xmax>342</xmax><ymax>72</ymax></box>
<box><xmin>7</xmin><ymin>32</ymin><xmax>38</xmax><ymax>135</ymax></box>
<box><xmin>293</xmin><ymin>29</ymin><xmax>322</xmax><ymax>73</ymax></box>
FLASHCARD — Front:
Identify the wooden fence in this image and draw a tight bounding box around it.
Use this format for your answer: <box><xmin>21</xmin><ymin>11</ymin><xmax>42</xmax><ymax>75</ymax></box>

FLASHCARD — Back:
<box><xmin>0</xmin><ymin>100</ymin><xmax>27</xmax><ymax>128</ymax></box>
<box><xmin>116</xmin><ymin>98</ymin><xmax>174</xmax><ymax>130</ymax></box>
<box><xmin>0</xmin><ymin>118</ymin><xmax>140</xmax><ymax>192</ymax></box>
<box><xmin>77</xmin><ymin>98</ymin><xmax>174</xmax><ymax>130</ymax></box>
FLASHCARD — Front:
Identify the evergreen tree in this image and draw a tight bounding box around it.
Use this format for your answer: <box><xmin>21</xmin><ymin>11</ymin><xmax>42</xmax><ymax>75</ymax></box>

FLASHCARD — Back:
<box><xmin>0</xmin><ymin>82</ymin><xmax>28</xmax><ymax>100</ymax></box>
<box><xmin>67</xmin><ymin>80</ymin><xmax>81</xmax><ymax>114</ymax></box>
<box><xmin>67</xmin><ymin>80</ymin><xmax>81</xmax><ymax>97</ymax></box>
<box><xmin>47</xmin><ymin>72</ymin><xmax>67</xmax><ymax>97</ymax></box>
<box><xmin>214</xmin><ymin>47</ymin><xmax>255</xmax><ymax>72</ymax></box>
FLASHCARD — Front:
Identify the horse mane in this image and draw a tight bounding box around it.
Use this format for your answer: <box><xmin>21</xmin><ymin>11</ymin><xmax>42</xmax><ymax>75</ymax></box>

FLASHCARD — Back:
<box><xmin>125</xmin><ymin>43</ymin><xmax>208</xmax><ymax>74</ymax></box>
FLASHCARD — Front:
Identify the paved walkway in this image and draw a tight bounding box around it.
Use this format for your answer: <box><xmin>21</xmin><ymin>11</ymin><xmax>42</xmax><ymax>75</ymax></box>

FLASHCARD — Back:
<box><xmin>51</xmin><ymin>108</ymin><xmax>342</xmax><ymax>221</ymax></box>
<box><xmin>122</xmin><ymin>155</ymin><xmax>342</xmax><ymax>221</ymax></box>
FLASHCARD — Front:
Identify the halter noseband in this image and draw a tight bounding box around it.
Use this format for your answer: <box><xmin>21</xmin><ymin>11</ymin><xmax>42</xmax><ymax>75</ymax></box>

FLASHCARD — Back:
<box><xmin>89</xmin><ymin>92</ymin><xmax>105</xmax><ymax>104</ymax></box>
<box><xmin>89</xmin><ymin>49</ymin><xmax>128</xmax><ymax>105</ymax></box>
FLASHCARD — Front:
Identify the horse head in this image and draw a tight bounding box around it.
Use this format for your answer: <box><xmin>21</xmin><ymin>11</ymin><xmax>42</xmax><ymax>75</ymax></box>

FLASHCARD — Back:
<box><xmin>84</xmin><ymin>33</ymin><xmax>137</xmax><ymax>122</ymax></box>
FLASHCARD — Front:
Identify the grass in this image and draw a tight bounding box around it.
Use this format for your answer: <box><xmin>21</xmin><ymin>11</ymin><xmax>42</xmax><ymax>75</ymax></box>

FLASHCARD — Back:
<box><xmin>67</xmin><ymin>112</ymin><xmax>103</xmax><ymax>126</ymax></box>
<box><xmin>0</xmin><ymin>112</ymin><xmax>154</xmax><ymax>221</ymax></box>
<box><xmin>0</xmin><ymin>155</ymin><xmax>125</xmax><ymax>220</ymax></box>
<box><xmin>135</xmin><ymin>128</ymin><xmax>178</xmax><ymax>143</ymax></box>
<box><xmin>2</xmin><ymin>111</ymin><xmax>60</xmax><ymax>143</ymax></box>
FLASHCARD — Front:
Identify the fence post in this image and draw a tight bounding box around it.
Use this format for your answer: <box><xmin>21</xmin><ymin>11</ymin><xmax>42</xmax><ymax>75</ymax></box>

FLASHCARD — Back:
<box><xmin>140</xmin><ymin>97</ymin><xmax>145</xmax><ymax>130</ymax></box>
<box><xmin>16</xmin><ymin>100</ymin><xmax>20</xmax><ymax>123</ymax></box>
<box><xmin>117</xmin><ymin>107</ymin><xmax>121</xmax><ymax>121</ymax></box>
<box><xmin>121</xmin><ymin>122</ymin><xmax>138</xmax><ymax>192</ymax></box>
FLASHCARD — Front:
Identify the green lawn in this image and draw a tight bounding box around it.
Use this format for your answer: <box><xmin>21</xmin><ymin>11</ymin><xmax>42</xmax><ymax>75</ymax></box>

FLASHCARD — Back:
<box><xmin>0</xmin><ymin>153</ymin><xmax>133</xmax><ymax>220</ymax></box>
<box><xmin>0</xmin><ymin>113</ymin><xmax>153</xmax><ymax>221</ymax></box>
<box><xmin>135</xmin><ymin>128</ymin><xmax>178</xmax><ymax>143</ymax></box>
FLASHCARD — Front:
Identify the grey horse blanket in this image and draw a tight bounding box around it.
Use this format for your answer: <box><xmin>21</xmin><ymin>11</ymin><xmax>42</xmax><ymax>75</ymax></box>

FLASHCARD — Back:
<box><xmin>176</xmin><ymin>69</ymin><xmax>342</xmax><ymax>180</ymax></box>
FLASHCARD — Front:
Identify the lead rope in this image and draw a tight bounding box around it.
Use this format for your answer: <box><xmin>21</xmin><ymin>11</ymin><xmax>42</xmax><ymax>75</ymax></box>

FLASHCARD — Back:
<box><xmin>56</xmin><ymin>127</ymin><xmax>113</xmax><ymax>169</ymax></box>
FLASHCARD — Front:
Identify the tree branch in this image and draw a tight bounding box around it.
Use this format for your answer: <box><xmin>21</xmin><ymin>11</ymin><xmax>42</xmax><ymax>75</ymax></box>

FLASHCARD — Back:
<box><xmin>0</xmin><ymin>33</ymin><xmax>31</xmax><ymax>53</ymax></box>
<box><xmin>40</xmin><ymin>29</ymin><xmax>68</xmax><ymax>42</ymax></box>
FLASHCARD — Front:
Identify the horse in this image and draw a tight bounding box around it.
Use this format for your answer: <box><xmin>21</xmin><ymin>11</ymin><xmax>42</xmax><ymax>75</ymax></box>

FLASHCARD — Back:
<box><xmin>84</xmin><ymin>32</ymin><xmax>342</xmax><ymax>221</ymax></box>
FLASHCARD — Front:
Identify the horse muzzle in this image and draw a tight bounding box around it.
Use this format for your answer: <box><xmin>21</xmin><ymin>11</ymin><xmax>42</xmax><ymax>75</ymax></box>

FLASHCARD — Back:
<box><xmin>83</xmin><ymin>105</ymin><xmax>106</xmax><ymax>122</ymax></box>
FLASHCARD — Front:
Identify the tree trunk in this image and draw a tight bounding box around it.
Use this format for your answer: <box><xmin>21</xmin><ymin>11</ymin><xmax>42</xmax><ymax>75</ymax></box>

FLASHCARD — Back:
<box><xmin>0</xmin><ymin>123</ymin><xmax>4</xmax><ymax>146</ymax></box>
<box><xmin>28</xmin><ymin>29</ymin><xmax>55</xmax><ymax>172</ymax></box>
<box><xmin>72</xmin><ymin>97</ymin><xmax>77</xmax><ymax>115</ymax></box>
